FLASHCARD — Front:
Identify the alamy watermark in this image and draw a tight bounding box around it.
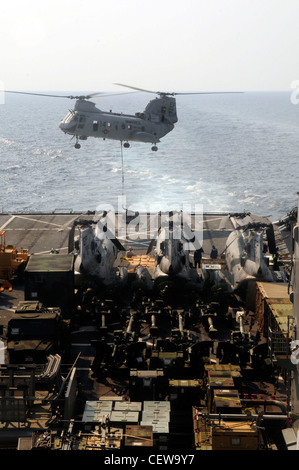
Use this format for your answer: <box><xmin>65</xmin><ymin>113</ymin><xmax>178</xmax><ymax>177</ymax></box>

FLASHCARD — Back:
<box><xmin>95</xmin><ymin>197</ymin><xmax>204</xmax><ymax>250</ymax></box>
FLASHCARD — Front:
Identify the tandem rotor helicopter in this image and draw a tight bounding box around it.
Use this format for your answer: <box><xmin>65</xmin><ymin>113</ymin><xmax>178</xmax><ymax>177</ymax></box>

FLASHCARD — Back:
<box><xmin>4</xmin><ymin>84</ymin><xmax>241</xmax><ymax>151</ymax></box>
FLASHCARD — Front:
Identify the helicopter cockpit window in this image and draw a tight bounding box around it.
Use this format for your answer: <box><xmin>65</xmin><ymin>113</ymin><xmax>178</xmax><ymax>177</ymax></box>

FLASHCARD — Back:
<box><xmin>93</xmin><ymin>120</ymin><xmax>99</xmax><ymax>131</ymax></box>
<box><xmin>64</xmin><ymin>111</ymin><xmax>75</xmax><ymax>123</ymax></box>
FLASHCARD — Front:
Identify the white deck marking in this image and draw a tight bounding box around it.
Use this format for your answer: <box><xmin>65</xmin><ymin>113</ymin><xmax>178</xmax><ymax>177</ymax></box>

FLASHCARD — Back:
<box><xmin>0</xmin><ymin>215</ymin><xmax>16</xmax><ymax>230</ymax></box>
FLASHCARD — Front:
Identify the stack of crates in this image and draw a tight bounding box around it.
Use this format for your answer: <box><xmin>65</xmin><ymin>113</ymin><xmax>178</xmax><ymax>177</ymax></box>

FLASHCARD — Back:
<box><xmin>255</xmin><ymin>282</ymin><xmax>294</xmax><ymax>358</ymax></box>
<box><xmin>81</xmin><ymin>399</ymin><xmax>170</xmax><ymax>449</ymax></box>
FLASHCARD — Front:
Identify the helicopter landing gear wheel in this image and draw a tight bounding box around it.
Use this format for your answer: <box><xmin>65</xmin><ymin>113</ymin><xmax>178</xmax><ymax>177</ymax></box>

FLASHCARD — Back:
<box><xmin>74</xmin><ymin>137</ymin><xmax>81</xmax><ymax>149</ymax></box>
<box><xmin>124</xmin><ymin>142</ymin><xmax>130</xmax><ymax>148</ymax></box>
<box><xmin>151</xmin><ymin>145</ymin><xmax>158</xmax><ymax>152</ymax></box>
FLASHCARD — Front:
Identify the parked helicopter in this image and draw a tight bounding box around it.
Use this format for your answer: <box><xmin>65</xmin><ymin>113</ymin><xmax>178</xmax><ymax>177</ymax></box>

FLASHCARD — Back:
<box><xmin>144</xmin><ymin>216</ymin><xmax>203</xmax><ymax>306</ymax></box>
<box><xmin>147</xmin><ymin>213</ymin><xmax>202</xmax><ymax>284</ymax></box>
<box><xmin>3</xmin><ymin>85</ymin><xmax>241</xmax><ymax>151</ymax></box>
<box><xmin>224</xmin><ymin>214</ymin><xmax>277</xmax><ymax>291</ymax></box>
<box><xmin>71</xmin><ymin>213</ymin><xmax>128</xmax><ymax>288</ymax></box>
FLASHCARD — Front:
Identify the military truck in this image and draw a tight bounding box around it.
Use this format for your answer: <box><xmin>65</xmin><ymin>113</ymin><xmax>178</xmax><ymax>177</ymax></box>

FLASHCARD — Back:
<box><xmin>7</xmin><ymin>301</ymin><xmax>70</xmax><ymax>364</ymax></box>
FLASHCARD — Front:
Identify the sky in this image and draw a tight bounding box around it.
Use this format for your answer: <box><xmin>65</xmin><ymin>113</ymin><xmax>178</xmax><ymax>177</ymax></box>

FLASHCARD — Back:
<box><xmin>0</xmin><ymin>0</ymin><xmax>299</xmax><ymax>92</ymax></box>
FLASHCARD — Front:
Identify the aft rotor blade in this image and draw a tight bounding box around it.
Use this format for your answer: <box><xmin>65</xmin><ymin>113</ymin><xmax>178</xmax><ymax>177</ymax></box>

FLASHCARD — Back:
<box><xmin>173</xmin><ymin>91</ymin><xmax>243</xmax><ymax>95</ymax></box>
<box><xmin>115</xmin><ymin>83</ymin><xmax>243</xmax><ymax>96</ymax></box>
<box><xmin>88</xmin><ymin>91</ymin><xmax>138</xmax><ymax>98</ymax></box>
<box><xmin>114</xmin><ymin>83</ymin><xmax>157</xmax><ymax>94</ymax></box>
<box><xmin>115</xmin><ymin>83</ymin><xmax>177</xmax><ymax>96</ymax></box>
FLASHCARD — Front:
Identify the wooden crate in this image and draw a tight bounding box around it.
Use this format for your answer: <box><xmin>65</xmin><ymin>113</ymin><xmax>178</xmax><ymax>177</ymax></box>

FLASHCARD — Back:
<box><xmin>255</xmin><ymin>282</ymin><xmax>292</xmax><ymax>337</ymax></box>
<box><xmin>212</xmin><ymin>421</ymin><xmax>259</xmax><ymax>450</ymax></box>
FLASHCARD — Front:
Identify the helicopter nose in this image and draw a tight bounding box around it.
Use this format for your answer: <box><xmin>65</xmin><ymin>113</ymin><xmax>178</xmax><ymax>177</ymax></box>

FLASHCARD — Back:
<box><xmin>59</xmin><ymin>121</ymin><xmax>68</xmax><ymax>134</ymax></box>
<box><xmin>59</xmin><ymin>120</ymin><xmax>77</xmax><ymax>134</ymax></box>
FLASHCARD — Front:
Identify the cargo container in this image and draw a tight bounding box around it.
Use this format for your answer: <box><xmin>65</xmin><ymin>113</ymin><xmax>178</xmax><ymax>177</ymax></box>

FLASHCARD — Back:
<box><xmin>255</xmin><ymin>282</ymin><xmax>294</xmax><ymax>359</ymax></box>
<box><xmin>24</xmin><ymin>254</ymin><xmax>74</xmax><ymax>315</ymax></box>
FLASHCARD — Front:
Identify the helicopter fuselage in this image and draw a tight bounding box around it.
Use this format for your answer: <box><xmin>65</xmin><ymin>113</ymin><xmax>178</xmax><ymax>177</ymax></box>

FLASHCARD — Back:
<box><xmin>59</xmin><ymin>96</ymin><xmax>177</xmax><ymax>149</ymax></box>
<box><xmin>154</xmin><ymin>228</ymin><xmax>190</xmax><ymax>280</ymax></box>
<box><xmin>74</xmin><ymin>221</ymin><xmax>127</xmax><ymax>286</ymax></box>
<box><xmin>225</xmin><ymin>228</ymin><xmax>275</xmax><ymax>289</ymax></box>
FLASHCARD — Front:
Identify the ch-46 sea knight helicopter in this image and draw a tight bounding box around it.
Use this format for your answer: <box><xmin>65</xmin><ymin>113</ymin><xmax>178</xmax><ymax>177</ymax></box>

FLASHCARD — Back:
<box><xmin>224</xmin><ymin>213</ymin><xmax>279</xmax><ymax>291</ymax></box>
<box><xmin>146</xmin><ymin>212</ymin><xmax>202</xmax><ymax>284</ymax></box>
<box><xmin>4</xmin><ymin>84</ymin><xmax>241</xmax><ymax>151</ymax></box>
<box><xmin>69</xmin><ymin>212</ymin><xmax>128</xmax><ymax>288</ymax></box>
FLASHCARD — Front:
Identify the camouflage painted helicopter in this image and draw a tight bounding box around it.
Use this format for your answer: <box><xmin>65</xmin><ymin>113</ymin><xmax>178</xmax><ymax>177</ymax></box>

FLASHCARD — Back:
<box><xmin>4</xmin><ymin>84</ymin><xmax>239</xmax><ymax>151</ymax></box>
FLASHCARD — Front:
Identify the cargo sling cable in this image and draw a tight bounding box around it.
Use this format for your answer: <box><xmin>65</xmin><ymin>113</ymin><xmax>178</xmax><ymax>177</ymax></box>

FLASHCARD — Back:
<box><xmin>120</xmin><ymin>141</ymin><xmax>126</xmax><ymax>210</ymax></box>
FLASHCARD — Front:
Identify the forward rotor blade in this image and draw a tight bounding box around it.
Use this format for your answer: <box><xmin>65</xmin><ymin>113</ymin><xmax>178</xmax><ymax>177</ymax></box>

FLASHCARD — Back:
<box><xmin>3</xmin><ymin>90</ymin><xmax>108</xmax><ymax>100</ymax></box>
<box><xmin>4</xmin><ymin>90</ymin><xmax>75</xmax><ymax>98</ymax></box>
<box><xmin>4</xmin><ymin>90</ymin><xmax>138</xmax><ymax>100</ymax></box>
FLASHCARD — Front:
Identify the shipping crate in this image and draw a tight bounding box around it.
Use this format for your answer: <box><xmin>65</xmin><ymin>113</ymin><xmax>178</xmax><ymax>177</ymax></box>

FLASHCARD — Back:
<box><xmin>124</xmin><ymin>425</ymin><xmax>153</xmax><ymax>447</ymax></box>
<box><xmin>213</xmin><ymin>389</ymin><xmax>242</xmax><ymax>414</ymax></box>
<box><xmin>255</xmin><ymin>282</ymin><xmax>293</xmax><ymax>338</ymax></box>
<box><xmin>212</xmin><ymin>420</ymin><xmax>259</xmax><ymax>450</ymax></box>
<box><xmin>24</xmin><ymin>254</ymin><xmax>74</xmax><ymax>314</ymax></box>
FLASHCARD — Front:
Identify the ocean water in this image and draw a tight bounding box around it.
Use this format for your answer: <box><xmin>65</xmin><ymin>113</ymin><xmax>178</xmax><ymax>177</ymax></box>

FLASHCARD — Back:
<box><xmin>0</xmin><ymin>90</ymin><xmax>298</xmax><ymax>221</ymax></box>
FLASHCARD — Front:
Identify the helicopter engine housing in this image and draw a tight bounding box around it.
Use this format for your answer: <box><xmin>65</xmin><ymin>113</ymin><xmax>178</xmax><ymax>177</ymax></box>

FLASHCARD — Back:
<box><xmin>143</xmin><ymin>96</ymin><xmax>178</xmax><ymax>124</ymax></box>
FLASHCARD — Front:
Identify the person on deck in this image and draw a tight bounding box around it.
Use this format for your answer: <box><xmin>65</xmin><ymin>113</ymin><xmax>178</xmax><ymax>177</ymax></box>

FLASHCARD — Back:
<box><xmin>126</xmin><ymin>247</ymin><xmax>135</xmax><ymax>258</ymax></box>
<box><xmin>194</xmin><ymin>247</ymin><xmax>203</xmax><ymax>268</ymax></box>
<box><xmin>210</xmin><ymin>245</ymin><xmax>218</xmax><ymax>259</ymax></box>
